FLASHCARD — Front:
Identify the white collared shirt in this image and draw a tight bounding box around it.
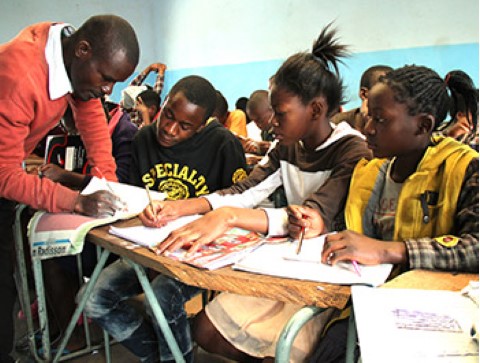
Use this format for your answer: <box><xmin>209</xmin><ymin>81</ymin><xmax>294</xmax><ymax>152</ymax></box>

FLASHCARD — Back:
<box><xmin>45</xmin><ymin>23</ymin><xmax>74</xmax><ymax>100</ymax></box>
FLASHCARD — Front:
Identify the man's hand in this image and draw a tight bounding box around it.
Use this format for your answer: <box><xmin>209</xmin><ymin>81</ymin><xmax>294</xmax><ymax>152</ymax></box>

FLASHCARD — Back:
<box><xmin>74</xmin><ymin>191</ymin><xmax>126</xmax><ymax>218</ymax></box>
<box><xmin>146</xmin><ymin>63</ymin><xmax>167</xmax><ymax>74</ymax></box>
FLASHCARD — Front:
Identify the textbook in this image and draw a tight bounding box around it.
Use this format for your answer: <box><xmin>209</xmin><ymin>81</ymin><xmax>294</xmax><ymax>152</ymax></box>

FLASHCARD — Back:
<box><xmin>45</xmin><ymin>134</ymin><xmax>89</xmax><ymax>174</ymax></box>
<box><xmin>28</xmin><ymin>177</ymin><xmax>165</xmax><ymax>260</ymax></box>
<box><xmin>109</xmin><ymin>218</ymin><xmax>287</xmax><ymax>270</ymax></box>
<box><xmin>233</xmin><ymin>235</ymin><xmax>393</xmax><ymax>286</ymax></box>
<box><xmin>352</xmin><ymin>285</ymin><xmax>479</xmax><ymax>362</ymax></box>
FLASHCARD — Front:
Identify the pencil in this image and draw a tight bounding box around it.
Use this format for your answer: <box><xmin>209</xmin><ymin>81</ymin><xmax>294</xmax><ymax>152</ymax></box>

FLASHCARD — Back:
<box><xmin>145</xmin><ymin>184</ymin><xmax>156</xmax><ymax>218</ymax></box>
<box><xmin>351</xmin><ymin>260</ymin><xmax>362</xmax><ymax>277</ymax></box>
<box><xmin>94</xmin><ymin>166</ymin><xmax>115</xmax><ymax>194</ymax></box>
<box><xmin>296</xmin><ymin>226</ymin><xmax>306</xmax><ymax>254</ymax></box>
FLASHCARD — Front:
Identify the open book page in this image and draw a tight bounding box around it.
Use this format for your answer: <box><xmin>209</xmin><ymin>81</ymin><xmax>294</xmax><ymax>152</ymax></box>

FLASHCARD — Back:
<box><xmin>109</xmin><ymin>219</ymin><xmax>287</xmax><ymax>270</ymax></box>
<box><xmin>28</xmin><ymin>177</ymin><xmax>165</xmax><ymax>260</ymax></box>
<box><xmin>352</xmin><ymin>286</ymin><xmax>479</xmax><ymax>363</ymax></box>
<box><xmin>233</xmin><ymin>236</ymin><xmax>393</xmax><ymax>286</ymax></box>
<box><xmin>109</xmin><ymin>215</ymin><xmax>202</xmax><ymax>248</ymax></box>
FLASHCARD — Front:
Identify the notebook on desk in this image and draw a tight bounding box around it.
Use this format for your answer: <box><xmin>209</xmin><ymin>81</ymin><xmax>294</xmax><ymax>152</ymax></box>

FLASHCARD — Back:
<box><xmin>109</xmin><ymin>218</ymin><xmax>287</xmax><ymax>270</ymax></box>
<box><xmin>352</xmin><ymin>285</ymin><xmax>479</xmax><ymax>363</ymax></box>
<box><xmin>233</xmin><ymin>235</ymin><xmax>393</xmax><ymax>286</ymax></box>
<box><xmin>28</xmin><ymin>177</ymin><xmax>166</xmax><ymax>260</ymax></box>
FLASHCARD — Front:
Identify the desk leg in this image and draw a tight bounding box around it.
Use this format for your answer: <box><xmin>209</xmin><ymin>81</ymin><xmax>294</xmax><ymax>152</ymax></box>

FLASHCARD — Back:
<box><xmin>345</xmin><ymin>307</ymin><xmax>357</xmax><ymax>363</ymax></box>
<box><xmin>52</xmin><ymin>248</ymin><xmax>111</xmax><ymax>363</ymax></box>
<box><xmin>128</xmin><ymin>260</ymin><xmax>186</xmax><ymax>363</ymax></box>
<box><xmin>14</xmin><ymin>204</ymin><xmax>45</xmax><ymax>362</ymax></box>
<box><xmin>275</xmin><ymin>306</ymin><xmax>325</xmax><ymax>363</ymax></box>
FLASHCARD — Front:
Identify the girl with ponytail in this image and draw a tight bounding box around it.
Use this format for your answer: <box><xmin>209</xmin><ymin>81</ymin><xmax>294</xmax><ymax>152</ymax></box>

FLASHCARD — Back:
<box><xmin>142</xmin><ymin>23</ymin><xmax>371</xmax><ymax>362</ymax></box>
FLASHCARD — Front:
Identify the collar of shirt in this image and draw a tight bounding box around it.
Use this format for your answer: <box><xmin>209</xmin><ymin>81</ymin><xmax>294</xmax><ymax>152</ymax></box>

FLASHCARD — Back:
<box><xmin>45</xmin><ymin>23</ymin><xmax>74</xmax><ymax>100</ymax></box>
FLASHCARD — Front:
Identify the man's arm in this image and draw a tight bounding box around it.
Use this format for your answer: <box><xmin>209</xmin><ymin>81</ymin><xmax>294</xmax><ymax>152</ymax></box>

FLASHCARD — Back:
<box><xmin>70</xmin><ymin>97</ymin><xmax>117</xmax><ymax>181</ymax></box>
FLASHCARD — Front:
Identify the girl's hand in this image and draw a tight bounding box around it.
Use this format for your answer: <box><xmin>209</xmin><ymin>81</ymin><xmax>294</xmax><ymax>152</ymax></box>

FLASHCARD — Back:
<box><xmin>155</xmin><ymin>209</ymin><xmax>233</xmax><ymax>255</ymax></box>
<box><xmin>321</xmin><ymin>230</ymin><xmax>407</xmax><ymax>266</ymax></box>
<box><xmin>287</xmin><ymin>205</ymin><xmax>325</xmax><ymax>239</ymax></box>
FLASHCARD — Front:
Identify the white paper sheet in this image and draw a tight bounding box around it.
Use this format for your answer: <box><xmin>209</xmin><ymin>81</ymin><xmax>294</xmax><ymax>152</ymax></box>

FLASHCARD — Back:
<box><xmin>352</xmin><ymin>286</ymin><xmax>479</xmax><ymax>363</ymax></box>
<box><xmin>233</xmin><ymin>236</ymin><xmax>393</xmax><ymax>286</ymax></box>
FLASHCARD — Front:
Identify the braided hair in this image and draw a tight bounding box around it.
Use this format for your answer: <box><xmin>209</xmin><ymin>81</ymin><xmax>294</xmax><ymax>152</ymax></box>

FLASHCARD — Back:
<box><xmin>271</xmin><ymin>23</ymin><xmax>349</xmax><ymax>117</ymax></box>
<box><xmin>445</xmin><ymin>70</ymin><xmax>478</xmax><ymax>132</ymax></box>
<box><xmin>380</xmin><ymin>65</ymin><xmax>478</xmax><ymax>131</ymax></box>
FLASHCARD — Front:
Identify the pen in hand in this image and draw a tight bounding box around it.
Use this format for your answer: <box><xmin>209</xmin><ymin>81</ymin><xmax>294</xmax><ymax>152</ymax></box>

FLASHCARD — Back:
<box><xmin>145</xmin><ymin>184</ymin><xmax>157</xmax><ymax>218</ymax></box>
<box><xmin>296</xmin><ymin>226</ymin><xmax>306</xmax><ymax>255</ymax></box>
<box><xmin>93</xmin><ymin>166</ymin><xmax>127</xmax><ymax>211</ymax></box>
<box><xmin>94</xmin><ymin>167</ymin><xmax>116</xmax><ymax>194</ymax></box>
<box><xmin>351</xmin><ymin>260</ymin><xmax>362</xmax><ymax>277</ymax></box>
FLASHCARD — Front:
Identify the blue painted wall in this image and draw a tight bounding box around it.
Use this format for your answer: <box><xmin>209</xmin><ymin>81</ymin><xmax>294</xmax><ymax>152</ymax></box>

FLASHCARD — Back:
<box><xmin>111</xmin><ymin>42</ymin><xmax>479</xmax><ymax>112</ymax></box>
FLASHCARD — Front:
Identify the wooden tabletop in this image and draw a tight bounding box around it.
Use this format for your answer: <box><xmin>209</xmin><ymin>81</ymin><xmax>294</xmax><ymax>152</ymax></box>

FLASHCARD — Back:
<box><xmin>87</xmin><ymin>218</ymin><xmax>351</xmax><ymax>309</ymax></box>
<box><xmin>381</xmin><ymin>269</ymin><xmax>478</xmax><ymax>291</ymax></box>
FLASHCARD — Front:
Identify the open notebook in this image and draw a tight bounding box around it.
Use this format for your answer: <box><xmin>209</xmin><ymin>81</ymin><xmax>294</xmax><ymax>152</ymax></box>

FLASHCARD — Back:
<box><xmin>233</xmin><ymin>235</ymin><xmax>393</xmax><ymax>286</ymax></box>
<box><xmin>28</xmin><ymin>177</ymin><xmax>165</xmax><ymax>260</ymax></box>
<box><xmin>109</xmin><ymin>217</ymin><xmax>287</xmax><ymax>270</ymax></box>
<box><xmin>352</xmin><ymin>285</ymin><xmax>479</xmax><ymax>362</ymax></box>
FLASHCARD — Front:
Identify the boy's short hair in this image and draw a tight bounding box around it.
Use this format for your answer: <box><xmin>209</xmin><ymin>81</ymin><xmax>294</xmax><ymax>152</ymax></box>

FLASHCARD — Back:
<box><xmin>169</xmin><ymin>76</ymin><xmax>217</xmax><ymax>123</ymax></box>
<box><xmin>137</xmin><ymin>89</ymin><xmax>160</xmax><ymax>110</ymax></box>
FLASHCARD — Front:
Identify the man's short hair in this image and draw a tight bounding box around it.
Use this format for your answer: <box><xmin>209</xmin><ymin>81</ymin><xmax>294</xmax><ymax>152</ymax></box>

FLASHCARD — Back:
<box><xmin>75</xmin><ymin>15</ymin><xmax>140</xmax><ymax>66</ymax></box>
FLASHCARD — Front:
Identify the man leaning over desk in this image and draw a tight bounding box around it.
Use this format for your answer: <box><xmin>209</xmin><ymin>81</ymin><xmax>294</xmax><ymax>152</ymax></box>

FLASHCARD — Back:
<box><xmin>0</xmin><ymin>15</ymin><xmax>140</xmax><ymax>363</ymax></box>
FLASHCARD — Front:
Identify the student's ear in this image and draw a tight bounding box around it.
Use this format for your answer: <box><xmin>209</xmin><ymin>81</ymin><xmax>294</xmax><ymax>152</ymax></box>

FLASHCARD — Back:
<box><xmin>310</xmin><ymin>97</ymin><xmax>328</xmax><ymax>121</ymax></box>
<box><xmin>359</xmin><ymin>87</ymin><xmax>369</xmax><ymax>101</ymax></box>
<box><xmin>196</xmin><ymin>123</ymin><xmax>206</xmax><ymax>133</ymax></box>
<box><xmin>75</xmin><ymin>40</ymin><xmax>93</xmax><ymax>59</ymax></box>
<box><xmin>416</xmin><ymin>114</ymin><xmax>435</xmax><ymax>135</ymax></box>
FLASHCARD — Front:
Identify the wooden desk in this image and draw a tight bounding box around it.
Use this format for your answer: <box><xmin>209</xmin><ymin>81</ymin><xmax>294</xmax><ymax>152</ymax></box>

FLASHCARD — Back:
<box><xmin>75</xmin><ymin>218</ymin><xmax>351</xmax><ymax>363</ymax></box>
<box><xmin>88</xmin><ymin>218</ymin><xmax>351</xmax><ymax>309</ymax></box>
<box><xmin>381</xmin><ymin>270</ymin><xmax>478</xmax><ymax>291</ymax></box>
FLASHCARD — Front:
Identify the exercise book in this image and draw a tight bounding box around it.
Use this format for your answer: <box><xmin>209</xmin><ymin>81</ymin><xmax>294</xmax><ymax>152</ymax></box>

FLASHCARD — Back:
<box><xmin>233</xmin><ymin>235</ymin><xmax>393</xmax><ymax>286</ymax></box>
<box><xmin>352</xmin><ymin>285</ymin><xmax>479</xmax><ymax>363</ymax></box>
<box><xmin>109</xmin><ymin>218</ymin><xmax>287</xmax><ymax>270</ymax></box>
<box><xmin>28</xmin><ymin>177</ymin><xmax>165</xmax><ymax>260</ymax></box>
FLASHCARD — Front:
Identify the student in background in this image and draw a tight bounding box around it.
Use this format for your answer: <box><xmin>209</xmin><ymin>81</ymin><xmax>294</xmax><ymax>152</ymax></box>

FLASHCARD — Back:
<box><xmin>332</xmin><ymin>65</ymin><xmax>393</xmax><ymax>133</ymax></box>
<box><xmin>235</xmin><ymin>96</ymin><xmax>251</xmax><ymax>122</ymax></box>
<box><xmin>133</xmin><ymin>88</ymin><xmax>161</xmax><ymax>127</ymax></box>
<box><xmin>41</xmin><ymin>97</ymin><xmax>138</xmax><ymax>186</ymax></box>
<box><xmin>213</xmin><ymin>90</ymin><xmax>248</xmax><ymax>137</ymax></box>
<box><xmin>83</xmin><ymin>76</ymin><xmax>247</xmax><ymax>363</ymax></box>
<box><xmin>242</xmin><ymin>89</ymin><xmax>275</xmax><ymax>156</ymax></box>
<box><xmin>0</xmin><ymin>15</ymin><xmax>139</xmax><ymax>362</ymax></box>
<box><xmin>140</xmin><ymin>24</ymin><xmax>371</xmax><ymax>362</ymax></box>
<box><xmin>128</xmin><ymin>62</ymin><xmax>167</xmax><ymax>127</ymax></box>
<box><xmin>435</xmin><ymin>69</ymin><xmax>478</xmax><ymax>150</ymax></box>
<box><xmin>289</xmin><ymin>65</ymin><xmax>479</xmax><ymax>362</ymax></box>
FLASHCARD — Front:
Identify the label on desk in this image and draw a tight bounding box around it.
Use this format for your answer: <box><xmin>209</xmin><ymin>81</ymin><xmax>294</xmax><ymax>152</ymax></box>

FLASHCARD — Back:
<box><xmin>28</xmin><ymin>178</ymin><xmax>165</xmax><ymax>260</ymax></box>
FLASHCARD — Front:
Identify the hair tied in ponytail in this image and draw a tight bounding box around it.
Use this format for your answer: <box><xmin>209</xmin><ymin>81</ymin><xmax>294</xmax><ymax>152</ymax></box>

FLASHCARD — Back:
<box><xmin>444</xmin><ymin>72</ymin><xmax>451</xmax><ymax>86</ymax></box>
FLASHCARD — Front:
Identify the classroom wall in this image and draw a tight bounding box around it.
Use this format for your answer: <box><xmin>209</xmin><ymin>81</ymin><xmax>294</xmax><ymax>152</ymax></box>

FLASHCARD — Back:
<box><xmin>1</xmin><ymin>0</ymin><xmax>478</xmax><ymax>111</ymax></box>
<box><xmin>149</xmin><ymin>0</ymin><xmax>479</xmax><ymax>110</ymax></box>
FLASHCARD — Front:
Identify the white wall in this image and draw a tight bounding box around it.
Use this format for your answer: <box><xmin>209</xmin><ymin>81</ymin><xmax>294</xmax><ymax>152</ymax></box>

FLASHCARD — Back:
<box><xmin>0</xmin><ymin>0</ymin><xmax>157</xmax><ymax>70</ymax></box>
<box><xmin>152</xmin><ymin>0</ymin><xmax>479</xmax><ymax>69</ymax></box>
